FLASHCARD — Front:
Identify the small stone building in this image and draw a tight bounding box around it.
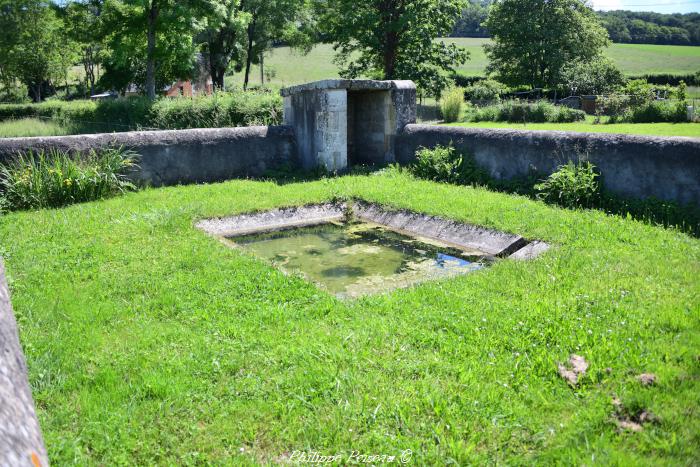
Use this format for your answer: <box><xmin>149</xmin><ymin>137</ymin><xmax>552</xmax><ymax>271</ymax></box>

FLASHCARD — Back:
<box><xmin>281</xmin><ymin>80</ymin><xmax>416</xmax><ymax>171</ymax></box>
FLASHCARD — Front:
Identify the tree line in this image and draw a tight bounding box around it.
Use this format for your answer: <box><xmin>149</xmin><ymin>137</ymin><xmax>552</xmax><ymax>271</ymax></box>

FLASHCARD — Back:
<box><xmin>0</xmin><ymin>0</ymin><xmax>471</xmax><ymax>102</ymax></box>
<box><xmin>0</xmin><ymin>0</ymin><xmax>679</xmax><ymax>105</ymax></box>
<box><xmin>451</xmin><ymin>1</ymin><xmax>700</xmax><ymax>46</ymax></box>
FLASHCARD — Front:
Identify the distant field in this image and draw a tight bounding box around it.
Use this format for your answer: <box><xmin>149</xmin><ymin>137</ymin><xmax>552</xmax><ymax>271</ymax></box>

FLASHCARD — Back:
<box><xmin>228</xmin><ymin>39</ymin><xmax>700</xmax><ymax>87</ymax></box>
<box><xmin>0</xmin><ymin>118</ymin><xmax>68</xmax><ymax>138</ymax></box>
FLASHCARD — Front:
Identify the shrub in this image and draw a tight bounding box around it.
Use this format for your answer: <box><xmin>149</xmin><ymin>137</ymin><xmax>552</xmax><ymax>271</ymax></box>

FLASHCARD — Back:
<box><xmin>467</xmin><ymin>100</ymin><xmax>585</xmax><ymax>123</ymax></box>
<box><xmin>559</xmin><ymin>56</ymin><xmax>626</xmax><ymax>96</ymax></box>
<box><xmin>464</xmin><ymin>79</ymin><xmax>509</xmax><ymax>102</ymax></box>
<box><xmin>622</xmin><ymin>100</ymin><xmax>688</xmax><ymax>123</ymax></box>
<box><xmin>439</xmin><ymin>87</ymin><xmax>465</xmax><ymax>123</ymax></box>
<box><xmin>0</xmin><ymin>91</ymin><xmax>283</xmax><ymax>133</ymax></box>
<box><xmin>534</xmin><ymin>161</ymin><xmax>600</xmax><ymax>209</ymax></box>
<box><xmin>409</xmin><ymin>144</ymin><xmax>490</xmax><ymax>185</ymax></box>
<box><xmin>624</xmin><ymin>79</ymin><xmax>655</xmax><ymax>106</ymax></box>
<box><xmin>0</xmin><ymin>148</ymin><xmax>138</xmax><ymax>211</ymax></box>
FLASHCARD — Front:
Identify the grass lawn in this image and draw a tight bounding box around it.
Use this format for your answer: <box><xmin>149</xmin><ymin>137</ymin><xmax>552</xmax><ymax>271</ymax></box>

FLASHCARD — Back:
<box><xmin>1</xmin><ymin>172</ymin><xmax>699</xmax><ymax>464</ymax></box>
<box><xmin>445</xmin><ymin>120</ymin><xmax>700</xmax><ymax>138</ymax></box>
<box><xmin>228</xmin><ymin>39</ymin><xmax>700</xmax><ymax>87</ymax></box>
<box><xmin>0</xmin><ymin>118</ymin><xmax>69</xmax><ymax>138</ymax></box>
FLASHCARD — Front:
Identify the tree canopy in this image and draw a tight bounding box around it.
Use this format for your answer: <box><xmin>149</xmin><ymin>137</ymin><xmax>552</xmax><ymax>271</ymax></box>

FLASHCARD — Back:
<box><xmin>318</xmin><ymin>0</ymin><xmax>469</xmax><ymax>95</ymax></box>
<box><xmin>484</xmin><ymin>0</ymin><xmax>610</xmax><ymax>89</ymax></box>
<box><xmin>0</xmin><ymin>0</ymin><xmax>73</xmax><ymax>101</ymax></box>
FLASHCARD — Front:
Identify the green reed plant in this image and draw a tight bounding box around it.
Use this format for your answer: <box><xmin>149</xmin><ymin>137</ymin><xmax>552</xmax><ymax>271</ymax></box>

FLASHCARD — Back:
<box><xmin>0</xmin><ymin>147</ymin><xmax>138</xmax><ymax>211</ymax></box>
<box><xmin>439</xmin><ymin>86</ymin><xmax>465</xmax><ymax>123</ymax></box>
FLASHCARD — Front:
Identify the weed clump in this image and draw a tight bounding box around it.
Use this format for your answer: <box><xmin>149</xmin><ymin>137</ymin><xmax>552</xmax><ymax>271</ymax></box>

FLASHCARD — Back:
<box><xmin>0</xmin><ymin>147</ymin><xmax>138</xmax><ymax>211</ymax></box>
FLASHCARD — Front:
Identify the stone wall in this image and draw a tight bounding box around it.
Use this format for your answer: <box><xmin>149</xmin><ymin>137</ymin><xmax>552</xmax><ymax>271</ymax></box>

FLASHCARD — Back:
<box><xmin>396</xmin><ymin>125</ymin><xmax>700</xmax><ymax>206</ymax></box>
<box><xmin>0</xmin><ymin>259</ymin><xmax>48</xmax><ymax>466</ymax></box>
<box><xmin>0</xmin><ymin>126</ymin><xmax>297</xmax><ymax>187</ymax></box>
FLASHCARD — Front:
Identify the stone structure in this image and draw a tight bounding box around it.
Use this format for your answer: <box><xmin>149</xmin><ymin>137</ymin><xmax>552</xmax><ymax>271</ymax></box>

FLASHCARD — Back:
<box><xmin>0</xmin><ymin>79</ymin><xmax>698</xmax><ymax>205</ymax></box>
<box><xmin>281</xmin><ymin>79</ymin><xmax>416</xmax><ymax>171</ymax></box>
<box><xmin>0</xmin><ymin>126</ymin><xmax>296</xmax><ymax>187</ymax></box>
<box><xmin>0</xmin><ymin>259</ymin><xmax>48</xmax><ymax>467</ymax></box>
<box><xmin>395</xmin><ymin>124</ymin><xmax>700</xmax><ymax>206</ymax></box>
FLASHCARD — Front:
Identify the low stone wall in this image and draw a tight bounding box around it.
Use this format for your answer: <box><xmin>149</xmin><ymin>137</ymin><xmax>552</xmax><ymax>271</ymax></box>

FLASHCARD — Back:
<box><xmin>0</xmin><ymin>126</ymin><xmax>297</xmax><ymax>187</ymax></box>
<box><xmin>0</xmin><ymin>259</ymin><xmax>48</xmax><ymax>466</ymax></box>
<box><xmin>396</xmin><ymin>125</ymin><xmax>700</xmax><ymax>206</ymax></box>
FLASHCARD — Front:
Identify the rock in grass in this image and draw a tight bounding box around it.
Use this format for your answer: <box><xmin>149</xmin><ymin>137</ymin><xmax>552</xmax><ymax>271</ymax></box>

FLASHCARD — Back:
<box><xmin>557</xmin><ymin>354</ymin><xmax>589</xmax><ymax>386</ymax></box>
<box><xmin>638</xmin><ymin>373</ymin><xmax>657</xmax><ymax>386</ymax></box>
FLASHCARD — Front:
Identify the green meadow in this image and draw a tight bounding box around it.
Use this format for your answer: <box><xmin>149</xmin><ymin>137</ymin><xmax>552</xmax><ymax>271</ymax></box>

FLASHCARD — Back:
<box><xmin>1</xmin><ymin>172</ymin><xmax>699</xmax><ymax>464</ymax></box>
<box><xmin>228</xmin><ymin>39</ymin><xmax>700</xmax><ymax>88</ymax></box>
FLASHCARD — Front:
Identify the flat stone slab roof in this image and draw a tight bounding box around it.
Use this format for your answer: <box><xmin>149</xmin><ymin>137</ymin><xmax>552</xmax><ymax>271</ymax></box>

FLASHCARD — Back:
<box><xmin>280</xmin><ymin>79</ymin><xmax>415</xmax><ymax>97</ymax></box>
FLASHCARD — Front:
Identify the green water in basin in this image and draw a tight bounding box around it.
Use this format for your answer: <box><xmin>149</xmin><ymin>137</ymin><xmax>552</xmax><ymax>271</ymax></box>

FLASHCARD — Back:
<box><xmin>229</xmin><ymin>222</ymin><xmax>490</xmax><ymax>297</ymax></box>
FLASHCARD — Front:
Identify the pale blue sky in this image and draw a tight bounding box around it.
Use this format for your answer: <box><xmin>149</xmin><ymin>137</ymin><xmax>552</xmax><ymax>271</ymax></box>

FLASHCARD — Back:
<box><xmin>591</xmin><ymin>0</ymin><xmax>700</xmax><ymax>14</ymax></box>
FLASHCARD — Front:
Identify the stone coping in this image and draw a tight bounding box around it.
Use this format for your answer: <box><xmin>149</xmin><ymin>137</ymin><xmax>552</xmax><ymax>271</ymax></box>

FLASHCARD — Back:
<box><xmin>280</xmin><ymin>79</ymin><xmax>415</xmax><ymax>97</ymax></box>
<box><xmin>196</xmin><ymin>201</ymin><xmax>548</xmax><ymax>258</ymax></box>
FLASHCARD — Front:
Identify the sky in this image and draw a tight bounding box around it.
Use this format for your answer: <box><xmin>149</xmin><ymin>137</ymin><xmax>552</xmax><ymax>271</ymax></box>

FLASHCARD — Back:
<box><xmin>591</xmin><ymin>0</ymin><xmax>700</xmax><ymax>14</ymax></box>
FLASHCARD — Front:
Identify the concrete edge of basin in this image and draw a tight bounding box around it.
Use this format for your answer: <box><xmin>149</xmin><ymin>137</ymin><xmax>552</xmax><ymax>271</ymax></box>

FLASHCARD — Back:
<box><xmin>195</xmin><ymin>203</ymin><xmax>346</xmax><ymax>237</ymax></box>
<box><xmin>196</xmin><ymin>200</ymin><xmax>550</xmax><ymax>260</ymax></box>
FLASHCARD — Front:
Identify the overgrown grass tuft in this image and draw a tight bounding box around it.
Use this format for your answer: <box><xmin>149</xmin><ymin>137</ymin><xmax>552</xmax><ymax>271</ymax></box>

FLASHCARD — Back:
<box><xmin>439</xmin><ymin>86</ymin><xmax>465</xmax><ymax>123</ymax></box>
<box><xmin>0</xmin><ymin>118</ymin><xmax>70</xmax><ymax>138</ymax></box>
<box><xmin>0</xmin><ymin>148</ymin><xmax>138</xmax><ymax>211</ymax></box>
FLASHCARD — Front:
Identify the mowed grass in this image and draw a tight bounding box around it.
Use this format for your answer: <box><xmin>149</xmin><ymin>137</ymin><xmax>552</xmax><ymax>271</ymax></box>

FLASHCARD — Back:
<box><xmin>1</xmin><ymin>173</ymin><xmax>699</xmax><ymax>464</ymax></box>
<box><xmin>446</xmin><ymin>119</ymin><xmax>700</xmax><ymax>138</ymax></box>
<box><xmin>0</xmin><ymin>118</ymin><xmax>69</xmax><ymax>138</ymax></box>
<box><xmin>229</xmin><ymin>39</ymin><xmax>700</xmax><ymax>87</ymax></box>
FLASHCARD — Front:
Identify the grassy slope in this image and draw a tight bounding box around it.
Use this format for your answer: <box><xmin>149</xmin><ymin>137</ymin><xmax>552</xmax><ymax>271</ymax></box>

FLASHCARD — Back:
<box><xmin>0</xmin><ymin>118</ymin><xmax>69</xmax><ymax>138</ymax></box>
<box><xmin>1</xmin><ymin>173</ymin><xmax>698</xmax><ymax>464</ymax></box>
<box><xmin>229</xmin><ymin>39</ymin><xmax>700</xmax><ymax>87</ymax></box>
<box><xmin>446</xmin><ymin>120</ymin><xmax>700</xmax><ymax>138</ymax></box>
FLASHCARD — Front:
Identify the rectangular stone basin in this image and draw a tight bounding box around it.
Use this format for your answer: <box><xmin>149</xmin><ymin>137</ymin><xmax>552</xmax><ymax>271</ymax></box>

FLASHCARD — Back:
<box><xmin>196</xmin><ymin>201</ymin><xmax>548</xmax><ymax>298</ymax></box>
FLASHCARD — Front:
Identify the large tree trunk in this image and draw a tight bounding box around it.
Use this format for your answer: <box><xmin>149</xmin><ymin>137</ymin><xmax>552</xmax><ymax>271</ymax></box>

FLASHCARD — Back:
<box><xmin>30</xmin><ymin>83</ymin><xmax>41</xmax><ymax>103</ymax></box>
<box><xmin>243</xmin><ymin>16</ymin><xmax>256</xmax><ymax>91</ymax></box>
<box><xmin>211</xmin><ymin>66</ymin><xmax>226</xmax><ymax>90</ymax></box>
<box><xmin>383</xmin><ymin>32</ymin><xmax>398</xmax><ymax>80</ymax></box>
<box><xmin>84</xmin><ymin>46</ymin><xmax>95</xmax><ymax>97</ymax></box>
<box><xmin>145</xmin><ymin>1</ymin><xmax>159</xmax><ymax>100</ymax></box>
<box><xmin>380</xmin><ymin>0</ymin><xmax>402</xmax><ymax>80</ymax></box>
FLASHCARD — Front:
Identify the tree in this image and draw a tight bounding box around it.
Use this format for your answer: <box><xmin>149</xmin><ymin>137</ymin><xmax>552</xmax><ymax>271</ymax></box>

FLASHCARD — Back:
<box><xmin>318</xmin><ymin>0</ymin><xmax>469</xmax><ymax>96</ymax></box>
<box><xmin>239</xmin><ymin>0</ymin><xmax>314</xmax><ymax>90</ymax></box>
<box><xmin>451</xmin><ymin>0</ymin><xmax>492</xmax><ymax>37</ymax></box>
<box><xmin>559</xmin><ymin>56</ymin><xmax>626</xmax><ymax>96</ymax></box>
<box><xmin>100</xmin><ymin>0</ymin><xmax>214</xmax><ymax>98</ymax></box>
<box><xmin>484</xmin><ymin>0</ymin><xmax>609</xmax><ymax>90</ymax></box>
<box><xmin>65</xmin><ymin>0</ymin><xmax>104</xmax><ymax>97</ymax></box>
<box><xmin>200</xmin><ymin>0</ymin><xmax>250</xmax><ymax>90</ymax></box>
<box><xmin>0</xmin><ymin>0</ymin><xmax>71</xmax><ymax>101</ymax></box>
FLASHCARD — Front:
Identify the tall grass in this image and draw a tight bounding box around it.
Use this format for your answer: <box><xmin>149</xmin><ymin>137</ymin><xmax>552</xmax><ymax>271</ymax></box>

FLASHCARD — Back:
<box><xmin>0</xmin><ymin>118</ymin><xmax>70</xmax><ymax>138</ymax></box>
<box><xmin>439</xmin><ymin>87</ymin><xmax>465</xmax><ymax>123</ymax></box>
<box><xmin>0</xmin><ymin>148</ymin><xmax>138</xmax><ymax>211</ymax></box>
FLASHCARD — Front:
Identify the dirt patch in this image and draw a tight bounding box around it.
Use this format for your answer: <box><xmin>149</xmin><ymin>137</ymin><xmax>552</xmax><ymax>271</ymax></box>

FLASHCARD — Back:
<box><xmin>558</xmin><ymin>354</ymin><xmax>588</xmax><ymax>386</ymax></box>
<box><xmin>613</xmin><ymin>397</ymin><xmax>658</xmax><ymax>432</ymax></box>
